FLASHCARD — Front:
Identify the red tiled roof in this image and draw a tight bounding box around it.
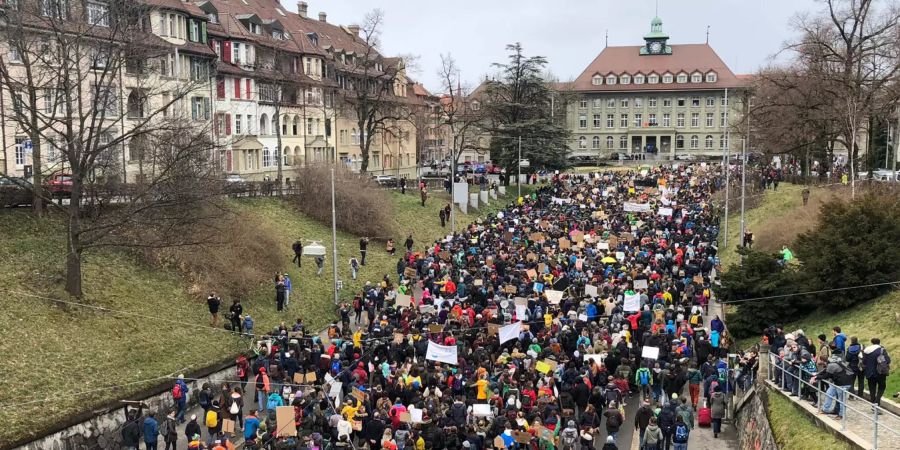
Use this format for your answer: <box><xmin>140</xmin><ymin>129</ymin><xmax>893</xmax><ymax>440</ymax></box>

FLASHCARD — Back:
<box><xmin>143</xmin><ymin>0</ymin><xmax>208</xmax><ymax>18</ymax></box>
<box><xmin>412</xmin><ymin>83</ymin><xmax>431</xmax><ymax>97</ymax></box>
<box><xmin>572</xmin><ymin>44</ymin><xmax>745</xmax><ymax>92</ymax></box>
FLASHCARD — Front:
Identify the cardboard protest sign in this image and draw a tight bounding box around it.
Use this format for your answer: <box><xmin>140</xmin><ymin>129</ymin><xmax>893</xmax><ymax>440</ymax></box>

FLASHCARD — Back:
<box><xmin>440</xmin><ymin>251</ymin><xmax>451</xmax><ymax>260</ymax></box>
<box><xmin>571</xmin><ymin>231</ymin><xmax>585</xmax><ymax>242</ymax></box>
<box><xmin>293</xmin><ymin>373</ymin><xmax>304</xmax><ymax>384</ymax></box>
<box><xmin>393</xmin><ymin>333</ymin><xmax>405</xmax><ymax>344</ymax></box>
<box><xmin>488</xmin><ymin>323</ymin><xmax>500</xmax><ymax>336</ymax></box>
<box><xmin>428</xmin><ymin>324</ymin><xmax>443</xmax><ymax>334</ymax></box>
<box><xmin>399</xmin><ymin>412</ymin><xmax>412</xmax><ymax>423</ymax></box>
<box><xmin>503</xmin><ymin>232</ymin><xmax>514</xmax><ymax>242</ymax></box>
<box><xmin>352</xmin><ymin>388</ymin><xmax>367</xmax><ymax>402</ymax></box>
<box><xmin>526</xmin><ymin>269</ymin><xmax>538</xmax><ymax>279</ymax></box>
<box><xmin>584</xmin><ymin>285</ymin><xmax>599</xmax><ymax>298</ymax></box>
<box><xmin>276</xmin><ymin>406</ymin><xmax>298</xmax><ymax>436</ymax></box>
<box><xmin>494</xmin><ymin>436</ymin><xmax>506</xmax><ymax>449</ymax></box>
<box><xmin>514</xmin><ymin>297</ymin><xmax>528</xmax><ymax>306</ymax></box>
<box><xmin>642</xmin><ymin>346</ymin><xmax>660</xmax><ymax>360</ymax></box>
<box><xmin>222</xmin><ymin>419</ymin><xmax>235</xmax><ymax>434</ymax></box>
<box><xmin>526</xmin><ymin>252</ymin><xmax>538</xmax><ymax>262</ymax></box>
<box><xmin>304</xmin><ymin>372</ymin><xmax>317</xmax><ymax>383</ymax></box>
<box><xmin>513</xmin><ymin>430</ymin><xmax>533</xmax><ymax>444</ymax></box>
<box><xmin>545</xmin><ymin>289</ymin><xmax>564</xmax><ymax>305</ymax></box>
<box><xmin>607</xmin><ymin>236</ymin><xmax>619</xmax><ymax>247</ymax></box>
<box><xmin>558</xmin><ymin>238</ymin><xmax>571</xmax><ymax>249</ymax></box>
<box><xmin>404</xmin><ymin>267</ymin><xmax>417</xmax><ymax>278</ymax></box>
<box><xmin>530</xmin><ymin>232</ymin><xmax>545</xmax><ymax>243</ymax></box>
<box><xmin>504</xmin><ymin>285</ymin><xmax>518</xmax><ymax>294</ymax></box>
<box><xmin>474</xmin><ymin>279</ymin><xmax>484</xmax><ymax>286</ymax></box>
<box><xmin>693</xmin><ymin>275</ymin><xmax>704</xmax><ymax>284</ymax></box>
<box><xmin>538</xmin><ymin>263</ymin><xmax>546</xmax><ymax>273</ymax></box>
<box><xmin>620</xmin><ymin>232</ymin><xmax>634</xmax><ymax>242</ymax></box>
<box><xmin>634</xmin><ymin>279</ymin><xmax>649</xmax><ymax>290</ymax></box>
<box><xmin>395</xmin><ymin>293</ymin><xmax>412</xmax><ymax>307</ymax></box>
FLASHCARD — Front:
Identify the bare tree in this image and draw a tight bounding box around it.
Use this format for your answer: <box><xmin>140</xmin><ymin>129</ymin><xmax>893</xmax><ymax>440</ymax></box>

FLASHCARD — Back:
<box><xmin>437</xmin><ymin>54</ymin><xmax>487</xmax><ymax>169</ymax></box>
<box><xmin>0</xmin><ymin>1</ymin><xmax>222</xmax><ymax>296</ymax></box>
<box><xmin>339</xmin><ymin>9</ymin><xmax>412</xmax><ymax>173</ymax></box>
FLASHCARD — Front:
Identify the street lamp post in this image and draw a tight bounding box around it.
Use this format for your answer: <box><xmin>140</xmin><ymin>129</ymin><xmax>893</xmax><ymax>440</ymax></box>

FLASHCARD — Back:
<box><xmin>330</xmin><ymin>165</ymin><xmax>339</xmax><ymax>305</ymax></box>
<box><xmin>517</xmin><ymin>135</ymin><xmax>522</xmax><ymax>198</ymax></box>
<box><xmin>739</xmin><ymin>138</ymin><xmax>747</xmax><ymax>265</ymax></box>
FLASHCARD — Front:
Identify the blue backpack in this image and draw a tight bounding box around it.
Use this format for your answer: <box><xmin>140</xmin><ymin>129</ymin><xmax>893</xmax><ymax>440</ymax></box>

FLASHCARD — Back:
<box><xmin>674</xmin><ymin>424</ymin><xmax>689</xmax><ymax>443</ymax></box>
<box><xmin>638</xmin><ymin>369</ymin><xmax>650</xmax><ymax>386</ymax></box>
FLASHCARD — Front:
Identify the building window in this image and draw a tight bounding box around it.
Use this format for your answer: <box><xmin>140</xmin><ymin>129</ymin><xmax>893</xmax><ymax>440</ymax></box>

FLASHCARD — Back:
<box><xmin>592</xmin><ymin>136</ymin><xmax>601</xmax><ymax>149</ymax></box>
<box><xmin>593</xmin><ymin>114</ymin><xmax>601</xmax><ymax>128</ymax></box>
<box><xmin>606</xmin><ymin>136</ymin><xmax>614</xmax><ymax>149</ymax></box>
<box><xmin>706</xmin><ymin>113</ymin><xmax>714</xmax><ymax>127</ymax></box>
<box><xmin>578</xmin><ymin>136</ymin><xmax>587</xmax><ymax>149</ymax></box>
<box><xmin>633</xmin><ymin>114</ymin><xmax>642</xmax><ymax>127</ymax></box>
<box><xmin>677</xmin><ymin>98</ymin><xmax>685</xmax><ymax>107</ymax></box>
<box><xmin>620</xmin><ymin>114</ymin><xmax>628</xmax><ymax>127</ymax></box>
<box><xmin>706</xmin><ymin>97</ymin><xmax>715</xmax><ymax>107</ymax></box>
<box><xmin>607</xmin><ymin>98</ymin><xmax>615</xmax><ymax>108</ymax></box>
<box><xmin>620</xmin><ymin>75</ymin><xmax>630</xmax><ymax>84</ymax></box>
<box><xmin>14</xmin><ymin>136</ymin><xmax>26</xmax><ymax>165</ymax></box>
<box><xmin>41</xmin><ymin>0</ymin><xmax>67</xmax><ymax>19</ymax></box>
<box><xmin>649</xmin><ymin>113</ymin><xmax>657</xmax><ymax>125</ymax></box>
<box><xmin>232</xmin><ymin>42</ymin><xmax>242</xmax><ymax>65</ymax></box>
<box><xmin>579</xmin><ymin>99</ymin><xmax>587</xmax><ymax>109</ymax></box>
<box><xmin>606</xmin><ymin>114</ymin><xmax>614</xmax><ymax>128</ymax></box>
<box><xmin>8</xmin><ymin>46</ymin><xmax>22</xmax><ymax>63</ymax></box>
<box><xmin>87</xmin><ymin>1</ymin><xmax>108</xmax><ymax>27</ymax></box>
<box><xmin>620</xmin><ymin>99</ymin><xmax>629</xmax><ymax>108</ymax></box>
<box><xmin>676</xmin><ymin>135</ymin><xmax>684</xmax><ymax>149</ymax></box>
<box><xmin>690</xmin><ymin>135</ymin><xmax>699</xmax><ymax>149</ymax></box>
<box><xmin>592</xmin><ymin>75</ymin><xmax>602</xmax><ymax>85</ymax></box>
<box><xmin>706</xmin><ymin>72</ymin><xmax>717</xmax><ymax>83</ymax></box>
<box><xmin>619</xmin><ymin>136</ymin><xmax>628</xmax><ymax>149</ymax></box>
<box><xmin>606</xmin><ymin>75</ymin><xmax>616</xmax><ymax>85</ymax></box>
<box><xmin>592</xmin><ymin>98</ymin><xmax>602</xmax><ymax>108</ymax></box>
<box><xmin>578</xmin><ymin>114</ymin><xmax>587</xmax><ymax>128</ymax></box>
<box><xmin>234</xmin><ymin>114</ymin><xmax>242</xmax><ymax>134</ymax></box>
<box><xmin>127</xmin><ymin>90</ymin><xmax>145</xmax><ymax>118</ymax></box>
<box><xmin>691</xmin><ymin>73</ymin><xmax>702</xmax><ymax>83</ymax></box>
<box><xmin>705</xmin><ymin>135</ymin><xmax>714</xmax><ymax>148</ymax></box>
<box><xmin>677</xmin><ymin>73</ymin><xmax>688</xmax><ymax>83</ymax></box>
<box><xmin>649</xmin><ymin>98</ymin><xmax>657</xmax><ymax>108</ymax></box>
<box><xmin>634</xmin><ymin>74</ymin><xmax>645</xmax><ymax>84</ymax></box>
<box><xmin>721</xmin><ymin>113</ymin><xmax>727</xmax><ymax>127</ymax></box>
<box><xmin>245</xmin><ymin>151</ymin><xmax>255</xmax><ymax>170</ymax></box>
<box><xmin>663</xmin><ymin>73</ymin><xmax>673</xmax><ymax>83</ymax></box>
<box><xmin>663</xmin><ymin>99</ymin><xmax>672</xmax><ymax>107</ymax></box>
<box><xmin>691</xmin><ymin>97</ymin><xmax>700</xmax><ymax>107</ymax></box>
<box><xmin>691</xmin><ymin>113</ymin><xmax>700</xmax><ymax>128</ymax></box>
<box><xmin>634</xmin><ymin>98</ymin><xmax>642</xmax><ymax>108</ymax></box>
<box><xmin>662</xmin><ymin>113</ymin><xmax>670</xmax><ymax>127</ymax></box>
<box><xmin>676</xmin><ymin>113</ymin><xmax>685</xmax><ymax>128</ymax></box>
<box><xmin>307</xmin><ymin>118</ymin><xmax>314</xmax><ymax>134</ymax></box>
<box><xmin>721</xmin><ymin>135</ymin><xmax>729</xmax><ymax>149</ymax></box>
<box><xmin>721</xmin><ymin>97</ymin><xmax>729</xmax><ymax>106</ymax></box>
<box><xmin>262</xmin><ymin>147</ymin><xmax>271</xmax><ymax>167</ymax></box>
<box><xmin>648</xmin><ymin>74</ymin><xmax>659</xmax><ymax>84</ymax></box>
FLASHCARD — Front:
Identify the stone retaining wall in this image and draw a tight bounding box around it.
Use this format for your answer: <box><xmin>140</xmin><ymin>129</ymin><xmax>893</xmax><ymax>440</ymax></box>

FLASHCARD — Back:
<box><xmin>734</xmin><ymin>382</ymin><xmax>778</xmax><ymax>450</ymax></box>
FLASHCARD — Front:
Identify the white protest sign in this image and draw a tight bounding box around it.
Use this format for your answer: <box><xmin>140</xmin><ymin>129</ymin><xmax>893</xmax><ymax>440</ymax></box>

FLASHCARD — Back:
<box><xmin>584</xmin><ymin>285</ymin><xmax>599</xmax><ymax>298</ymax></box>
<box><xmin>328</xmin><ymin>381</ymin><xmax>342</xmax><ymax>398</ymax></box>
<box><xmin>395</xmin><ymin>293</ymin><xmax>412</xmax><ymax>307</ymax></box>
<box><xmin>624</xmin><ymin>293</ymin><xmax>641</xmax><ymax>312</ymax></box>
<box><xmin>642</xmin><ymin>346</ymin><xmax>660</xmax><ymax>360</ymax></box>
<box><xmin>578</xmin><ymin>313</ymin><xmax>589</xmax><ymax>322</ymax></box>
<box><xmin>633</xmin><ymin>279</ymin><xmax>649</xmax><ymax>290</ymax></box>
<box><xmin>473</xmin><ymin>404</ymin><xmax>493</xmax><ymax>417</ymax></box>
<box><xmin>545</xmin><ymin>289</ymin><xmax>564</xmax><ymax>305</ymax></box>
<box><xmin>598</xmin><ymin>242</ymin><xmax>610</xmax><ymax>250</ymax></box>
<box><xmin>409</xmin><ymin>407</ymin><xmax>424</xmax><ymax>423</ymax></box>
<box><xmin>425</xmin><ymin>341</ymin><xmax>458</xmax><ymax>365</ymax></box>
<box><xmin>658</xmin><ymin>207</ymin><xmax>674</xmax><ymax>217</ymax></box>
<box><xmin>499</xmin><ymin>321</ymin><xmax>523</xmax><ymax>345</ymax></box>
<box><xmin>515</xmin><ymin>304</ymin><xmax>528</xmax><ymax>319</ymax></box>
<box><xmin>615</xmin><ymin>251</ymin><xmax>626</xmax><ymax>262</ymax></box>
<box><xmin>583</xmin><ymin>353</ymin><xmax>608</xmax><ymax>364</ymax></box>
<box><xmin>623</xmin><ymin>202</ymin><xmax>651</xmax><ymax>212</ymax></box>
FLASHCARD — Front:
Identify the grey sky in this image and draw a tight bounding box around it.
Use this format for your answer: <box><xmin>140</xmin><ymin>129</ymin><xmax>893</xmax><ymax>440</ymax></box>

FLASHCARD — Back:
<box><xmin>283</xmin><ymin>0</ymin><xmax>819</xmax><ymax>93</ymax></box>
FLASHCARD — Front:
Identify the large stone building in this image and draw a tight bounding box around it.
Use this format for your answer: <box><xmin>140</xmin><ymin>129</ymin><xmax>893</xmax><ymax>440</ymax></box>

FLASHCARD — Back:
<box><xmin>566</xmin><ymin>17</ymin><xmax>746</xmax><ymax>159</ymax></box>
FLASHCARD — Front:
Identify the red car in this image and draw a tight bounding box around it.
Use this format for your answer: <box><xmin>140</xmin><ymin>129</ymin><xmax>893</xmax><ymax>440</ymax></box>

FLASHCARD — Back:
<box><xmin>46</xmin><ymin>173</ymin><xmax>73</xmax><ymax>198</ymax></box>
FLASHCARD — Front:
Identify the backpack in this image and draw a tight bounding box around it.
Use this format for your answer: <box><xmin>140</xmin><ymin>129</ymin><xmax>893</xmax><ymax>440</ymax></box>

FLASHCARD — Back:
<box><xmin>230</xmin><ymin>398</ymin><xmax>240</xmax><ymax>415</ymax></box>
<box><xmin>606</xmin><ymin>411</ymin><xmax>621</xmax><ymax>428</ymax></box>
<box><xmin>267</xmin><ymin>395</ymin><xmax>281</xmax><ymax>411</ymax></box>
<box><xmin>206</xmin><ymin>410</ymin><xmax>218</xmax><ymax>428</ymax></box>
<box><xmin>638</xmin><ymin>369</ymin><xmax>650</xmax><ymax>386</ymax></box>
<box><xmin>674</xmin><ymin>424</ymin><xmax>689</xmax><ymax>443</ymax></box>
<box><xmin>561</xmin><ymin>429</ymin><xmax>578</xmax><ymax>447</ymax></box>
<box><xmin>353</xmin><ymin>297</ymin><xmax>361</xmax><ymax>310</ymax></box>
<box><xmin>877</xmin><ymin>349</ymin><xmax>891</xmax><ymax>376</ymax></box>
<box><xmin>172</xmin><ymin>384</ymin><xmax>183</xmax><ymax>400</ymax></box>
<box><xmin>689</xmin><ymin>314</ymin><xmax>700</xmax><ymax>326</ymax></box>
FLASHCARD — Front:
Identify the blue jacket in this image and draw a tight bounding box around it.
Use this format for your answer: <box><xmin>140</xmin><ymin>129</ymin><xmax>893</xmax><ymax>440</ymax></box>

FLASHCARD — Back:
<box><xmin>243</xmin><ymin>316</ymin><xmax>254</xmax><ymax>333</ymax></box>
<box><xmin>862</xmin><ymin>345</ymin><xmax>890</xmax><ymax>378</ymax></box>
<box><xmin>244</xmin><ymin>415</ymin><xmax>261</xmax><ymax>440</ymax></box>
<box><xmin>710</xmin><ymin>330</ymin><xmax>720</xmax><ymax>348</ymax></box>
<box><xmin>833</xmin><ymin>333</ymin><xmax>847</xmax><ymax>354</ymax></box>
<box><xmin>284</xmin><ymin>276</ymin><xmax>292</xmax><ymax>291</ymax></box>
<box><xmin>143</xmin><ymin>417</ymin><xmax>159</xmax><ymax>443</ymax></box>
<box><xmin>175</xmin><ymin>380</ymin><xmax>189</xmax><ymax>403</ymax></box>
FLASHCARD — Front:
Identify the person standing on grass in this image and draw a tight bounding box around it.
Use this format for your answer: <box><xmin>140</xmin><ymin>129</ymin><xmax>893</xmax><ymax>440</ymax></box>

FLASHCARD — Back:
<box><xmin>143</xmin><ymin>411</ymin><xmax>159</xmax><ymax>450</ymax></box>
<box><xmin>291</xmin><ymin>239</ymin><xmax>303</xmax><ymax>268</ymax></box>
<box><xmin>207</xmin><ymin>292</ymin><xmax>220</xmax><ymax>328</ymax></box>
<box><xmin>405</xmin><ymin>234</ymin><xmax>414</xmax><ymax>253</ymax></box>
<box><xmin>350</xmin><ymin>256</ymin><xmax>360</xmax><ymax>280</ymax></box>
<box><xmin>420</xmin><ymin>185</ymin><xmax>428</xmax><ymax>207</ymax></box>
<box><xmin>274</xmin><ymin>274</ymin><xmax>286</xmax><ymax>311</ymax></box>
<box><xmin>283</xmin><ymin>273</ymin><xmax>292</xmax><ymax>307</ymax></box>
<box><xmin>229</xmin><ymin>299</ymin><xmax>242</xmax><ymax>334</ymax></box>
<box><xmin>359</xmin><ymin>237</ymin><xmax>369</xmax><ymax>265</ymax></box>
<box><xmin>315</xmin><ymin>255</ymin><xmax>325</xmax><ymax>276</ymax></box>
<box><xmin>439</xmin><ymin>207</ymin><xmax>447</xmax><ymax>228</ymax></box>
<box><xmin>863</xmin><ymin>337</ymin><xmax>891</xmax><ymax>406</ymax></box>
<box><xmin>802</xmin><ymin>187</ymin><xmax>811</xmax><ymax>206</ymax></box>
<box><xmin>400</xmin><ymin>177</ymin><xmax>407</xmax><ymax>195</ymax></box>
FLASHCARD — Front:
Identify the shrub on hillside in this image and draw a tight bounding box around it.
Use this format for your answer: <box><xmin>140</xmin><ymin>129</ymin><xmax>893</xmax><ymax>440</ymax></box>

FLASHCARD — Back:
<box><xmin>722</xmin><ymin>250</ymin><xmax>809</xmax><ymax>339</ymax></box>
<box><xmin>795</xmin><ymin>190</ymin><xmax>900</xmax><ymax>311</ymax></box>
<box><xmin>290</xmin><ymin>165</ymin><xmax>395</xmax><ymax>238</ymax></box>
<box><xmin>148</xmin><ymin>209</ymin><xmax>282</xmax><ymax>299</ymax></box>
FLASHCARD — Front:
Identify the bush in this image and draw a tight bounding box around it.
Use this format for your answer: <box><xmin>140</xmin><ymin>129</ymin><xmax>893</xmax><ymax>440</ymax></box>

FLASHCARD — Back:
<box><xmin>290</xmin><ymin>165</ymin><xmax>396</xmax><ymax>238</ymax></box>
<box><xmin>722</xmin><ymin>250</ymin><xmax>809</xmax><ymax>339</ymax></box>
<box><xmin>795</xmin><ymin>190</ymin><xmax>900</xmax><ymax>311</ymax></box>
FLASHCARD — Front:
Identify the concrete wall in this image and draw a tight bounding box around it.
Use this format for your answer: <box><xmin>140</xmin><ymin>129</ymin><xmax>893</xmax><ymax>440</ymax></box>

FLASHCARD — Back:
<box><xmin>14</xmin><ymin>360</ymin><xmax>240</xmax><ymax>450</ymax></box>
<box><xmin>734</xmin><ymin>383</ymin><xmax>778</xmax><ymax>450</ymax></box>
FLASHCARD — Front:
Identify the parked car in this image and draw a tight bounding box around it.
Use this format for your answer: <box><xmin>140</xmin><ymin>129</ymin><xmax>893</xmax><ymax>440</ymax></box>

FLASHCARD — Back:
<box><xmin>224</xmin><ymin>174</ymin><xmax>245</xmax><ymax>183</ymax></box>
<box><xmin>487</xmin><ymin>163</ymin><xmax>502</xmax><ymax>174</ymax></box>
<box><xmin>608</xmin><ymin>152</ymin><xmax>632</xmax><ymax>161</ymax></box>
<box><xmin>46</xmin><ymin>173</ymin><xmax>73</xmax><ymax>198</ymax></box>
<box><xmin>0</xmin><ymin>177</ymin><xmax>32</xmax><ymax>207</ymax></box>
<box><xmin>674</xmin><ymin>153</ymin><xmax>697</xmax><ymax>161</ymax></box>
<box><xmin>371</xmin><ymin>175</ymin><xmax>398</xmax><ymax>187</ymax></box>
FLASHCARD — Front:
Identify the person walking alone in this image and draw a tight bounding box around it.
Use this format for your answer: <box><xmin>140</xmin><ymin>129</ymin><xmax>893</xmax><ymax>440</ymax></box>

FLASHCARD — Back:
<box><xmin>207</xmin><ymin>292</ymin><xmax>220</xmax><ymax>328</ymax></box>
<box><xmin>291</xmin><ymin>239</ymin><xmax>303</xmax><ymax>268</ymax></box>
<box><xmin>315</xmin><ymin>255</ymin><xmax>325</xmax><ymax>276</ymax></box>
<box><xmin>862</xmin><ymin>337</ymin><xmax>891</xmax><ymax>407</ymax></box>
<box><xmin>439</xmin><ymin>208</ymin><xmax>447</xmax><ymax>228</ymax></box>
<box><xmin>350</xmin><ymin>257</ymin><xmax>360</xmax><ymax>280</ymax></box>
<box><xmin>359</xmin><ymin>237</ymin><xmax>369</xmax><ymax>266</ymax></box>
<box><xmin>420</xmin><ymin>185</ymin><xmax>428</xmax><ymax>207</ymax></box>
<box><xmin>275</xmin><ymin>275</ymin><xmax>286</xmax><ymax>312</ymax></box>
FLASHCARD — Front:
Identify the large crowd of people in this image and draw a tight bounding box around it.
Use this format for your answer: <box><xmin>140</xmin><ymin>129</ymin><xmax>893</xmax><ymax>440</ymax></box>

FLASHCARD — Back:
<box><xmin>125</xmin><ymin>164</ymin><xmax>742</xmax><ymax>450</ymax></box>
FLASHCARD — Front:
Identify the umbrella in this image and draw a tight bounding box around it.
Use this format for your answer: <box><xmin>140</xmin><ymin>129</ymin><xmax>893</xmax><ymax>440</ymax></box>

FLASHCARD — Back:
<box><xmin>601</xmin><ymin>257</ymin><xmax>617</xmax><ymax>264</ymax></box>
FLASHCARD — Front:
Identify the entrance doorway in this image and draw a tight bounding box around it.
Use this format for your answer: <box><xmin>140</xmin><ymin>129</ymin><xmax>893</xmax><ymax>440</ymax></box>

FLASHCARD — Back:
<box><xmin>645</xmin><ymin>136</ymin><xmax>658</xmax><ymax>155</ymax></box>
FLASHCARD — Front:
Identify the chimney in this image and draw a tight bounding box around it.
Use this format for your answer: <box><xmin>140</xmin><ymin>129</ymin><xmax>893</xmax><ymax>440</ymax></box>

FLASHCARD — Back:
<box><xmin>348</xmin><ymin>24</ymin><xmax>360</xmax><ymax>36</ymax></box>
<box><xmin>318</xmin><ymin>12</ymin><xmax>327</xmax><ymax>22</ymax></box>
<box><xmin>297</xmin><ymin>2</ymin><xmax>307</xmax><ymax>18</ymax></box>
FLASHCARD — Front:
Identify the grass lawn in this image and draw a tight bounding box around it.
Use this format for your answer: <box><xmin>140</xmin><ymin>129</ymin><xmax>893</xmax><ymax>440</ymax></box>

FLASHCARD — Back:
<box><xmin>767</xmin><ymin>390</ymin><xmax>852</xmax><ymax>450</ymax></box>
<box><xmin>0</xmin><ymin>183</ymin><xmax>536</xmax><ymax>445</ymax></box>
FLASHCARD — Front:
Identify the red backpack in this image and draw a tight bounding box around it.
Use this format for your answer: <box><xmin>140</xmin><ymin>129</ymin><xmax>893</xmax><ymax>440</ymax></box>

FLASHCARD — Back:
<box><xmin>172</xmin><ymin>384</ymin><xmax>183</xmax><ymax>400</ymax></box>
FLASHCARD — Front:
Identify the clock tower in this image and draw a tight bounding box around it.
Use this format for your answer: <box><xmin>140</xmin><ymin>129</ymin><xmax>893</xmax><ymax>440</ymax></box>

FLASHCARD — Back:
<box><xmin>640</xmin><ymin>16</ymin><xmax>672</xmax><ymax>55</ymax></box>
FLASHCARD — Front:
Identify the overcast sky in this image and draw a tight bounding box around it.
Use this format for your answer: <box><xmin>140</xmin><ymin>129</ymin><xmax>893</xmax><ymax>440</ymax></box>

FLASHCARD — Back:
<box><xmin>283</xmin><ymin>0</ymin><xmax>820</xmax><ymax>93</ymax></box>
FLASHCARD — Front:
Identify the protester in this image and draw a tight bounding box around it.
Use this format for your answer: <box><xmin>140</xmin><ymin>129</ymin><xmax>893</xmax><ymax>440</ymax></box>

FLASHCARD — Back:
<box><xmin>862</xmin><ymin>337</ymin><xmax>891</xmax><ymax>406</ymax></box>
<box><xmin>143</xmin><ymin>411</ymin><xmax>159</xmax><ymax>450</ymax></box>
<box><xmin>360</xmin><ymin>237</ymin><xmax>369</xmax><ymax>265</ymax></box>
<box><xmin>292</xmin><ymin>239</ymin><xmax>303</xmax><ymax>268</ymax></box>
<box><xmin>207</xmin><ymin>292</ymin><xmax>221</xmax><ymax>328</ymax></box>
<box><xmin>160</xmin><ymin>410</ymin><xmax>178</xmax><ymax>450</ymax></box>
<box><xmin>275</xmin><ymin>275</ymin><xmax>286</xmax><ymax>311</ymax></box>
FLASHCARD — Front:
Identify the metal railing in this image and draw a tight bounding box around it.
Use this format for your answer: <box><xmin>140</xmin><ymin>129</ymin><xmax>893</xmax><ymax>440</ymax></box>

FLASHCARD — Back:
<box><xmin>766</xmin><ymin>353</ymin><xmax>900</xmax><ymax>449</ymax></box>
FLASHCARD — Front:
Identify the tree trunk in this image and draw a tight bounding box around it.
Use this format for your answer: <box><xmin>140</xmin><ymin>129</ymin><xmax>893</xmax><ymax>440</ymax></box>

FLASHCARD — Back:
<box><xmin>359</xmin><ymin>139</ymin><xmax>369</xmax><ymax>173</ymax></box>
<box><xmin>30</xmin><ymin>134</ymin><xmax>43</xmax><ymax>217</ymax></box>
<box><xmin>275</xmin><ymin>100</ymin><xmax>283</xmax><ymax>196</ymax></box>
<box><xmin>65</xmin><ymin>177</ymin><xmax>83</xmax><ymax>297</ymax></box>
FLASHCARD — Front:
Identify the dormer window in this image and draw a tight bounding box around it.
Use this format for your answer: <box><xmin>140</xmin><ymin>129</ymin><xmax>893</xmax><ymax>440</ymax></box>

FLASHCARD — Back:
<box><xmin>676</xmin><ymin>73</ymin><xmax>688</xmax><ymax>83</ymax></box>
<box><xmin>691</xmin><ymin>73</ymin><xmax>702</xmax><ymax>83</ymax></box>
<box><xmin>208</xmin><ymin>12</ymin><xmax>218</xmax><ymax>23</ymax></box>
<box><xmin>606</xmin><ymin>75</ymin><xmax>616</xmax><ymax>85</ymax></box>
<box><xmin>662</xmin><ymin>73</ymin><xmax>673</xmax><ymax>84</ymax></box>
<box><xmin>249</xmin><ymin>23</ymin><xmax>260</xmax><ymax>34</ymax></box>
<box><xmin>634</xmin><ymin>74</ymin><xmax>645</xmax><ymax>85</ymax></box>
<box><xmin>86</xmin><ymin>1</ymin><xmax>108</xmax><ymax>27</ymax></box>
<box><xmin>620</xmin><ymin>75</ymin><xmax>630</xmax><ymax>84</ymax></box>
<box><xmin>648</xmin><ymin>74</ymin><xmax>659</xmax><ymax>84</ymax></box>
<box><xmin>306</xmin><ymin>32</ymin><xmax>318</xmax><ymax>46</ymax></box>
<box><xmin>706</xmin><ymin>72</ymin><xmax>717</xmax><ymax>83</ymax></box>
<box><xmin>592</xmin><ymin>75</ymin><xmax>602</xmax><ymax>86</ymax></box>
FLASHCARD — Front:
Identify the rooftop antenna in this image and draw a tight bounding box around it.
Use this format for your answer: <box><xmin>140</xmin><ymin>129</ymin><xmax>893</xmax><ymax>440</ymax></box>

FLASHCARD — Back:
<box><xmin>655</xmin><ymin>0</ymin><xmax>659</xmax><ymax>16</ymax></box>
<box><xmin>706</xmin><ymin>25</ymin><xmax>710</xmax><ymax>44</ymax></box>
<box><xmin>605</xmin><ymin>29</ymin><xmax>608</xmax><ymax>48</ymax></box>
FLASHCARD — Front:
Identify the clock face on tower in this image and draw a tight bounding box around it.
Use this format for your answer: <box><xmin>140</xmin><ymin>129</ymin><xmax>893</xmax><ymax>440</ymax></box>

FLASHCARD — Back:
<box><xmin>650</xmin><ymin>42</ymin><xmax>663</xmax><ymax>54</ymax></box>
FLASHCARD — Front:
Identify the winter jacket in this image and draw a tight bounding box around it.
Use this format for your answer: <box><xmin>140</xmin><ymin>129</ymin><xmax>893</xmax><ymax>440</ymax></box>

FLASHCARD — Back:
<box><xmin>122</xmin><ymin>418</ymin><xmax>141</xmax><ymax>446</ymax></box>
<box><xmin>634</xmin><ymin>404</ymin><xmax>654</xmax><ymax>431</ymax></box>
<box><xmin>817</xmin><ymin>360</ymin><xmax>855</xmax><ymax>386</ymax></box>
<box><xmin>643</xmin><ymin>424</ymin><xmax>663</xmax><ymax>445</ymax></box>
<box><xmin>184</xmin><ymin>419</ymin><xmax>201</xmax><ymax>441</ymax></box>
<box><xmin>846</xmin><ymin>343</ymin><xmax>863</xmax><ymax>371</ymax></box>
<box><xmin>142</xmin><ymin>417</ymin><xmax>159</xmax><ymax>443</ymax></box>
<box><xmin>862</xmin><ymin>345</ymin><xmax>890</xmax><ymax>378</ymax></box>
<box><xmin>710</xmin><ymin>391</ymin><xmax>727</xmax><ymax>419</ymax></box>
